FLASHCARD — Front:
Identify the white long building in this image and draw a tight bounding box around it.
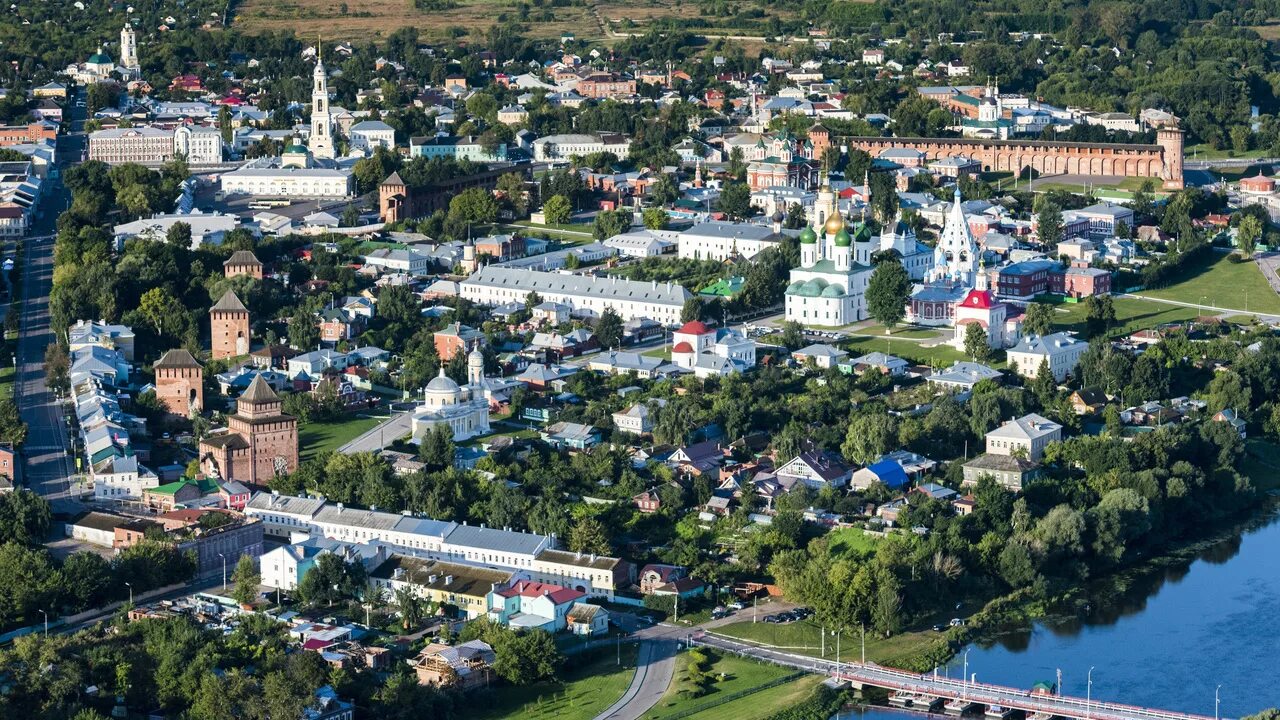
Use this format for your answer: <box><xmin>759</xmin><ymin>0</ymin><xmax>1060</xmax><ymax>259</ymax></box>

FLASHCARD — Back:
<box><xmin>678</xmin><ymin>221</ymin><xmax>785</xmax><ymax>261</ymax></box>
<box><xmin>220</xmin><ymin>165</ymin><xmax>354</xmax><ymax>199</ymax></box>
<box><xmin>244</xmin><ymin>492</ymin><xmax>631</xmax><ymax>598</ymax></box>
<box><xmin>531</xmin><ymin>132</ymin><xmax>631</xmax><ymax>162</ymax></box>
<box><xmin>459</xmin><ymin>265</ymin><xmax>689</xmax><ymax>324</ymax></box>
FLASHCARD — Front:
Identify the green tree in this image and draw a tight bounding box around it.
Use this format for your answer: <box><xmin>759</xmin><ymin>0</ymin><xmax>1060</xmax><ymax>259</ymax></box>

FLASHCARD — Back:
<box><xmin>568</xmin><ymin>516</ymin><xmax>611</xmax><ymax>554</ymax></box>
<box><xmin>496</xmin><ymin>172</ymin><xmax>529</xmax><ymax>216</ymax></box>
<box><xmin>1036</xmin><ymin>202</ymin><xmax>1064</xmax><ymax>249</ymax></box>
<box><xmin>841</xmin><ymin>412</ymin><xmax>897</xmax><ymax>465</ymax></box>
<box><xmin>543</xmin><ymin>194</ymin><xmax>572</xmax><ymax>225</ymax></box>
<box><xmin>165</xmin><ymin>221</ymin><xmax>192</xmax><ymax>249</ymax></box>
<box><xmin>230</xmin><ymin>554</ymin><xmax>261</xmax><ymax>605</ymax></box>
<box><xmin>492</xmin><ymin>629</ymin><xmax>562</xmax><ymax>684</ymax></box>
<box><xmin>594</xmin><ymin>306</ymin><xmax>624</xmax><ymax>348</ymax></box>
<box><xmin>1023</xmin><ymin>301</ymin><xmax>1054</xmax><ymax>337</ymax></box>
<box><xmin>0</xmin><ymin>489</ymin><xmax>51</xmax><ymax>545</ymax></box>
<box><xmin>963</xmin><ymin>322</ymin><xmax>991</xmax><ymax>362</ymax></box>
<box><xmin>593</xmin><ymin>209</ymin><xmax>631</xmax><ymax>240</ymax></box>
<box><xmin>866</xmin><ymin>259</ymin><xmax>910</xmax><ymax>332</ymax></box>
<box><xmin>448</xmin><ymin>187</ymin><xmax>498</xmax><ymax>225</ymax></box>
<box><xmin>649</xmin><ymin>173</ymin><xmax>679</xmax><ymax>206</ymax></box>
<box><xmin>288</xmin><ymin>312</ymin><xmax>320</xmax><ymax>351</ymax></box>
<box><xmin>392</xmin><ymin>585</ymin><xmax>426</xmax><ymax>629</ymax></box>
<box><xmin>419</xmin><ymin>424</ymin><xmax>455</xmax><ymax>470</ymax></box>
<box><xmin>869</xmin><ymin>171</ymin><xmax>897</xmax><ymax>223</ymax></box>
<box><xmin>718</xmin><ymin>182</ymin><xmax>753</xmax><ymax>220</ymax></box>
<box><xmin>1237</xmin><ymin>214</ymin><xmax>1262</xmax><ymax>257</ymax></box>
<box><xmin>872</xmin><ymin>576</ymin><xmax>903</xmax><ymax>636</ymax></box>
<box><xmin>778</xmin><ymin>320</ymin><xmax>806</xmax><ymax>350</ymax></box>
<box><xmin>642</xmin><ymin>207</ymin><xmax>669</xmax><ymax>230</ymax></box>
<box><xmin>1085</xmin><ymin>294</ymin><xmax>1117</xmax><ymax>336</ymax></box>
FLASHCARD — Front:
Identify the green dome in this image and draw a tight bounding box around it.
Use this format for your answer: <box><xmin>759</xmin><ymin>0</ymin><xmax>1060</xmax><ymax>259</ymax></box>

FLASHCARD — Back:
<box><xmin>833</xmin><ymin>228</ymin><xmax>852</xmax><ymax>247</ymax></box>
<box><xmin>798</xmin><ymin>226</ymin><xmax>817</xmax><ymax>244</ymax></box>
<box><xmin>87</xmin><ymin>52</ymin><xmax>112</xmax><ymax>64</ymax></box>
<box><xmin>820</xmin><ymin>283</ymin><xmax>846</xmax><ymax>298</ymax></box>
<box><xmin>284</xmin><ymin>142</ymin><xmax>307</xmax><ymax>154</ymax></box>
<box><xmin>853</xmin><ymin>222</ymin><xmax>873</xmax><ymax>243</ymax></box>
<box><xmin>797</xmin><ymin>278</ymin><xmax>828</xmax><ymax>297</ymax></box>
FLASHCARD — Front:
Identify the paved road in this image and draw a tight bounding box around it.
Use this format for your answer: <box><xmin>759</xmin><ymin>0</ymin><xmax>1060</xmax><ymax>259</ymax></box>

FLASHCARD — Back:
<box><xmin>594</xmin><ymin>639</ymin><xmax>678</xmax><ymax>720</ymax></box>
<box><xmin>17</xmin><ymin>88</ymin><xmax>86</xmax><ymax>514</ymax></box>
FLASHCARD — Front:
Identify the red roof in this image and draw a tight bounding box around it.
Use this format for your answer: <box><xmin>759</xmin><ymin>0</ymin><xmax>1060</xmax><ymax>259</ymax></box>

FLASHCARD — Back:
<box><xmin>960</xmin><ymin>289</ymin><xmax>994</xmax><ymax>309</ymax></box>
<box><xmin>672</xmin><ymin>341</ymin><xmax>694</xmax><ymax>353</ymax></box>
<box><xmin>495</xmin><ymin>581</ymin><xmax>585</xmax><ymax>605</ymax></box>
<box><xmin>676</xmin><ymin>320</ymin><xmax>711</xmax><ymax>335</ymax></box>
<box><xmin>302</xmin><ymin>638</ymin><xmax>334</xmax><ymax>650</ymax></box>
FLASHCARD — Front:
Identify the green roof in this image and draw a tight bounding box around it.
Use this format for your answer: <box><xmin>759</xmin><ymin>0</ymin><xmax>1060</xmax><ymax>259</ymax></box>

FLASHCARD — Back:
<box><xmin>833</xmin><ymin>228</ymin><xmax>852</xmax><ymax>247</ymax></box>
<box><xmin>149</xmin><ymin>478</ymin><xmax>217</xmax><ymax>496</ymax></box>
<box><xmin>698</xmin><ymin>276</ymin><xmax>745</xmax><ymax>297</ymax></box>
<box><xmin>798</xmin><ymin>226</ymin><xmax>817</xmax><ymax>244</ymax></box>
<box><xmin>87</xmin><ymin>52</ymin><xmax>112</xmax><ymax>64</ymax></box>
<box><xmin>148</xmin><ymin>480</ymin><xmax>192</xmax><ymax>496</ymax></box>
<box><xmin>853</xmin><ymin>222</ymin><xmax>873</xmax><ymax>243</ymax></box>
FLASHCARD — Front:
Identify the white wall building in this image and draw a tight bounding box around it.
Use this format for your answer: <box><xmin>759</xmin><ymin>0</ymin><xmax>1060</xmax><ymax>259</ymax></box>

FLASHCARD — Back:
<box><xmin>1007</xmin><ymin>332</ymin><xmax>1087</xmax><ymax>381</ymax></box>
<box><xmin>986</xmin><ymin>413</ymin><xmax>1062</xmax><ymax>462</ymax></box>
<box><xmin>531</xmin><ymin>133</ymin><xmax>631</xmax><ymax>162</ymax></box>
<box><xmin>410</xmin><ymin>351</ymin><xmax>492</xmax><ymax>442</ymax></box>
<box><xmin>88</xmin><ymin>127</ymin><xmax>173</xmax><ymax>165</ymax></box>
<box><xmin>678</xmin><ymin>221</ymin><xmax>783</xmax><ymax>261</ymax></box>
<box><xmin>348</xmin><ymin>120</ymin><xmax>395</xmax><ymax>151</ymax></box>
<box><xmin>784</xmin><ymin>182</ymin><xmax>875</xmax><ymax>327</ymax></box>
<box><xmin>460</xmin><ymin>265</ymin><xmax>689</xmax><ymax>324</ymax></box>
<box><xmin>221</xmin><ymin>164</ymin><xmax>354</xmax><ymax>199</ymax></box>
<box><xmin>173</xmin><ymin>125</ymin><xmax>224</xmax><ymax>164</ymax></box>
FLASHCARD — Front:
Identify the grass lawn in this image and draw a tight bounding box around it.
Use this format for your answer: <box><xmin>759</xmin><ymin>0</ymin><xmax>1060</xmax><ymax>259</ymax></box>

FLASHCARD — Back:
<box><xmin>1184</xmin><ymin>143</ymin><xmax>1270</xmax><ymax>161</ymax></box>
<box><xmin>647</xmin><ymin>676</ymin><xmax>823</xmax><ymax>720</ymax></box>
<box><xmin>841</xmin><ymin>335</ymin><xmax>969</xmax><ymax>368</ymax></box>
<box><xmin>826</xmin><ymin>527</ymin><xmax>881</xmax><ymax>556</ymax></box>
<box><xmin>1048</xmin><ymin>296</ymin><xmax>1200</xmax><ymax>339</ymax></box>
<box><xmin>474</xmin><ymin>645</ymin><xmax>639</xmax><ymax>720</ymax></box>
<box><xmin>299</xmin><ymin>416</ymin><xmax>385</xmax><ymax>461</ymax></box>
<box><xmin>0</xmin><ymin>364</ymin><xmax>12</xmax><ymax>400</ymax></box>
<box><xmin>1137</xmin><ymin>253</ymin><xmax>1280</xmax><ymax>315</ymax></box>
<box><xmin>642</xmin><ymin>345</ymin><xmax>671</xmax><ymax>358</ymax></box>
<box><xmin>644</xmin><ymin>651</ymin><xmax>811</xmax><ymax>720</ymax></box>
<box><xmin>461</xmin><ymin>427</ymin><xmax>540</xmax><ymax>448</ymax></box>
<box><xmin>714</xmin><ymin>618</ymin><xmax>949</xmax><ymax>670</ymax></box>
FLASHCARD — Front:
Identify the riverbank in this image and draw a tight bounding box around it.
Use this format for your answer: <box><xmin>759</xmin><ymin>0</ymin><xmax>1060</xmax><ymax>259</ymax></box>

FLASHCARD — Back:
<box><xmin>953</xmin><ymin>499</ymin><xmax>1280</xmax><ymax>665</ymax></box>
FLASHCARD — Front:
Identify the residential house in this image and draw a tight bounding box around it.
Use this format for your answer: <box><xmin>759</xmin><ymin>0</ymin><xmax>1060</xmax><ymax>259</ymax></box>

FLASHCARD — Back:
<box><xmin>412</xmin><ymin>641</ymin><xmax>496</xmax><ymax>690</ymax></box>
<box><xmin>1007</xmin><ymin>333</ymin><xmax>1087</xmax><ymax>381</ymax></box>
<box><xmin>986</xmin><ymin>413</ymin><xmax>1062</xmax><ymax>462</ymax></box>
<box><xmin>793</xmin><ymin>344</ymin><xmax>848</xmax><ymax>370</ymax></box>
<box><xmin>668</xmin><ymin>440</ymin><xmax>724</xmax><ymax>475</ymax></box>
<box><xmin>927</xmin><ymin>361</ymin><xmax>1003</xmax><ymax>391</ymax></box>
<box><xmin>962</xmin><ymin>453</ymin><xmax>1041</xmax><ymax>491</ymax></box>
<box><xmin>540</xmin><ymin>421</ymin><xmax>601</xmax><ymax>450</ymax></box>
<box><xmin>849</xmin><ymin>458</ymin><xmax>910</xmax><ymax>491</ymax></box>
<box><xmin>612</xmin><ymin>399</ymin><xmax>665</xmax><ymax>435</ymax></box>
<box><xmin>1070</xmin><ymin>389</ymin><xmax>1108</xmax><ymax>415</ymax></box>
<box><xmin>845</xmin><ymin>351</ymin><xmax>909</xmax><ymax>376</ymax></box>
<box><xmin>412</xmin><ymin>638</ymin><xmax>496</xmax><ymax>691</ymax></box>
<box><xmin>775</xmin><ymin>450</ymin><xmax>853</xmax><ymax>490</ymax></box>
<box><xmin>487</xmin><ymin>580</ymin><xmax>586</xmax><ymax>632</ymax></box>
<box><xmin>370</xmin><ymin>555</ymin><xmax>514</xmax><ymax>619</ymax></box>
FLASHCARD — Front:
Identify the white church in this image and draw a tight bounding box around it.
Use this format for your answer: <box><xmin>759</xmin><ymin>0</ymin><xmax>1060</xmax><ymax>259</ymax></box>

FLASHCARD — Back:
<box><xmin>411</xmin><ymin>348</ymin><xmax>493</xmax><ymax>442</ymax></box>
<box><xmin>784</xmin><ymin>178</ymin><xmax>933</xmax><ymax>328</ymax></box>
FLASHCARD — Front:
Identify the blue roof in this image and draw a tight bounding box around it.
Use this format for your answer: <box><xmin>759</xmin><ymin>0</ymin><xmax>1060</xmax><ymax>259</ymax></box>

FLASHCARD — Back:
<box><xmin>866</xmin><ymin>460</ymin><xmax>909</xmax><ymax>489</ymax></box>
<box><xmin>1001</xmin><ymin>259</ymin><xmax>1059</xmax><ymax>275</ymax></box>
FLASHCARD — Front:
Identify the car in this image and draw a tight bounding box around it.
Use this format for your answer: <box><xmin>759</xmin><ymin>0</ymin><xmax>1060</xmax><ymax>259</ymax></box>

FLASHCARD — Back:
<box><xmin>728</xmin><ymin>601</ymin><xmax>745</xmax><ymax>611</ymax></box>
<box><xmin>933</xmin><ymin>624</ymin><xmax>946</xmax><ymax>632</ymax></box>
<box><xmin>949</xmin><ymin>618</ymin><xmax>964</xmax><ymax>627</ymax></box>
<box><xmin>763</xmin><ymin>614</ymin><xmax>780</xmax><ymax>623</ymax></box>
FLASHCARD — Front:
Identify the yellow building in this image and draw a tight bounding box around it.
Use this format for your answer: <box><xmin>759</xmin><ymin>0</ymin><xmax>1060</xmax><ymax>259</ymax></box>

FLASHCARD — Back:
<box><xmin>370</xmin><ymin>556</ymin><xmax>512</xmax><ymax>618</ymax></box>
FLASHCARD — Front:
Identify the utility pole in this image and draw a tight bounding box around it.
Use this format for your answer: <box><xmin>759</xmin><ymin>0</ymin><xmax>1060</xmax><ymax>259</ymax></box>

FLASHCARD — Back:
<box><xmin>1215</xmin><ymin>684</ymin><xmax>1221</xmax><ymax>720</ymax></box>
<box><xmin>962</xmin><ymin>649</ymin><xmax>970</xmax><ymax>701</ymax></box>
<box><xmin>860</xmin><ymin>623</ymin><xmax>865</xmax><ymax>664</ymax></box>
<box><xmin>1087</xmin><ymin>666</ymin><xmax>1095</xmax><ymax>720</ymax></box>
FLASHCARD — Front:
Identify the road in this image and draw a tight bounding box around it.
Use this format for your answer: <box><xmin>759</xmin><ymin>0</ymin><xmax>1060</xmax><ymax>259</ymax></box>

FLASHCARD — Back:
<box><xmin>337</xmin><ymin>410</ymin><xmax>414</xmax><ymax>454</ymax></box>
<box><xmin>17</xmin><ymin>88</ymin><xmax>87</xmax><ymax>514</ymax></box>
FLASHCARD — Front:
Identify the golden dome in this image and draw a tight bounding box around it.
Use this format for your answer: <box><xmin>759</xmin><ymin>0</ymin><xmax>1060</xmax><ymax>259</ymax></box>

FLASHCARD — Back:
<box><xmin>823</xmin><ymin>213</ymin><xmax>845</xmax><ymax>234</ymax></box>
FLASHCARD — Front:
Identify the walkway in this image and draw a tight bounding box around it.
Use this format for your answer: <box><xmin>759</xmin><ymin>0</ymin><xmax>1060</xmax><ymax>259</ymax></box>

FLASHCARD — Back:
<box><xmin>692</xmin><ymin>632</ymin><xmax>1222</xmax><ymax>720</ymax></box>
<box><xmin>1116</xmin><ymin>293</ymin><xmax>1280</xmax><ymax>322</ymax></box>
<box><xmin>336</xmin><ymin>411</ymin><xmax>412</xmax><ymax>454</ymax></box>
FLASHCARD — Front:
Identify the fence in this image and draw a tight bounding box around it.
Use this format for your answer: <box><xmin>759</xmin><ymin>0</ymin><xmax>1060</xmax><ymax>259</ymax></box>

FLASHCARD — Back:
<box><xmin>655</xmin><ymin>669</ymin><xmax>806</xmax><ymax>720</ymax></box>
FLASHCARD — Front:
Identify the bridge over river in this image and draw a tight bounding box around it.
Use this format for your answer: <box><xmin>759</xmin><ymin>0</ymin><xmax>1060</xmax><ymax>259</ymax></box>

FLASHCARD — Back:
<box><xmin>692</xmin><ymin>632</ymin><xmax>1226</xmax><ymax>720</ymax></box>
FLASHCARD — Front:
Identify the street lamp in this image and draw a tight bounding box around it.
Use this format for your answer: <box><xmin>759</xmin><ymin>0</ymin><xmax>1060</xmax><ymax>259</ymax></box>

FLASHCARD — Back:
<box><xmin>1087</xmin><ymin>666</ymin><xmax>1095</xmax><ymax>720</ymax></box>
<box><xmin>962</xmin><ymin>649</ymin><xmax>970</xmax><ymax>700</ymax></box>
<box><xmin>219</xmin><ymin>553</ymin><xmax>227</xmax><ymax>590</ymax></box>
<box><xmin>124</xmin><ymin>581</ymin><xmax>133</xmax><ymax>607</ymax></box>
<box><xmin>39</xmin><ymin>609</ymin><xmax>47</xmax><ymax>637</ymax></box>
<box><xmin>1215</xmin><ymin>684</ymin><xmax>1222</xmax><ymax>720</ymax></box>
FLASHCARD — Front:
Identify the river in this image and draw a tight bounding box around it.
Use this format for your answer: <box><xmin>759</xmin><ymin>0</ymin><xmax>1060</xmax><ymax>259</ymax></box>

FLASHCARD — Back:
<box><xmin>839</xmin><ymin>513</ymin><xmax>1280</xmax><ymax>720</ymax></box>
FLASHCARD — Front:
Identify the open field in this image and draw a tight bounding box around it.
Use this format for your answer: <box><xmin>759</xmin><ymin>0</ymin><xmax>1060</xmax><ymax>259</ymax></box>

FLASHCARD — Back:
<box><xmin>826</xmin><ymin>527</ymin><xmax>881</xmax><ymax>556</ymax></box>
<box><xmin>475</xmin><ymin>645</ymin><xmax>639</xmax><ymax>720</ymax></box>
<box><xmin>1047</xmin><ymin>296</ymin><xmax>1199</xmax><ymax>339</ymax></box>
<box><xmin>841</xmin><ymin>335</ymin><xmax>969</xmax><ymax>368</ymax></box>
<box><xmin>234</xmin><ymin>0</ymin><xmax>595</xmax><ymax>41</ymax></box>
<box><xmin>299</xmin><ymin>415</ymin><xmax>383</xmax><ymax>460</ymax></box>
<box><xmin>852</xmin><ymin>323</ymin><xmax>944</xmax><ymax>340</ymax></box>
<box><xmin>1138</xmin><ymin>253</ymin><xmax>1280</xmax><ymax>316</ymax></box>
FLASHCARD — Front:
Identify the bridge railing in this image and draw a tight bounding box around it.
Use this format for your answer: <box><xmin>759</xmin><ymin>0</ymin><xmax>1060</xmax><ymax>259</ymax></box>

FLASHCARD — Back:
<box><xmin>834</xmin><ymin>665</ymin><xmax>1219</xmax><ymax>720</ymax></box>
